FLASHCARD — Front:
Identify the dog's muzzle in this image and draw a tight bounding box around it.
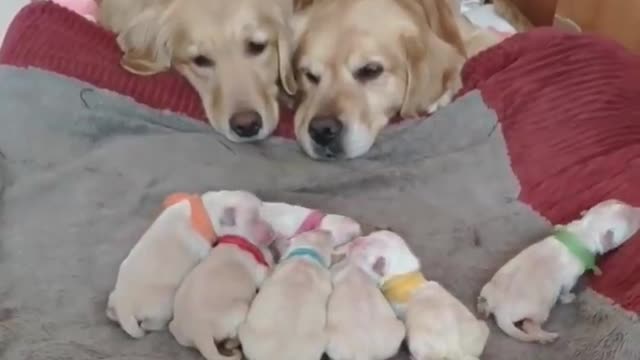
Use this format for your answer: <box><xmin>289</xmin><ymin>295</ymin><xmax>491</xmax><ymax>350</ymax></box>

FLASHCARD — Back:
<box><xmin>308</xmin><ymin>115</ymin><xmax>344</xmax><ymax>160</ymax></box>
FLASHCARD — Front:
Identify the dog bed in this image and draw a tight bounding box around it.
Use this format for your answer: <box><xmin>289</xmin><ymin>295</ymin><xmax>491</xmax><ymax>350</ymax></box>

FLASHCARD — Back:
<box><xmin>0</xmin><ymin>2</ymin><xmax>639</xmax><ymax>359</ymax></box>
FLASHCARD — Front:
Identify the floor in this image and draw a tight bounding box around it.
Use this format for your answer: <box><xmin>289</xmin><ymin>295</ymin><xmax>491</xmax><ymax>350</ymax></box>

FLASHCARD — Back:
<box><xmin>1</xmin><ymin>0</ymin><xmax>28</xmax><ymax>44</ymax></box>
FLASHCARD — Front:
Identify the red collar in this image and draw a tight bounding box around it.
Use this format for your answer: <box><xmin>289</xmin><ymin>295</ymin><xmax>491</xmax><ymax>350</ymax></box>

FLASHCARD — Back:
<box><xmin>216</xmin><ymin>235</ymin><xmax>269</xmax><ymax>267</ymax></box>
<box><xmin>295</xmin><ymin>210</ymin><xmax>326</xmax><ymax>235</ymax></box>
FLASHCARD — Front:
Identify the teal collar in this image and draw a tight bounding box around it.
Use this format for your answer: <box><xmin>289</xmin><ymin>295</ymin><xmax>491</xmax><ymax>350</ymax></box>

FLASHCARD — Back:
<box><xmin>284</xmin><ymin>247</ymin><xmax>327</xmax><ymax>268</ymax></box>
<box><xmin>553</xmin><ymin>227</ymin><xmax>599</xmax><ymax>273</ymax></box>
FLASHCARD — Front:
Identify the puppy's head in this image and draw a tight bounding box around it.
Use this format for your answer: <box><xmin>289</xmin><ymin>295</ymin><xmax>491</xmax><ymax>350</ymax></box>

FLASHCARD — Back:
<box><xmin>291</xmin><ymin>0</ymin><xmax>465</xmax><ymax>159</ymax></box>
<box><xmin>117</xmin><ymin>0</ymin><xmax>297</xmax><ymax>142</ymax></box>
<box><xmin>285</xmin><ymin>229</ymin><xmax>334</xmax><ymax>265</ymax></box>
<box><xmin>347</xmin><ymin>230</ymin><xmax>420</xmax><ymax>284</ymax></box>
<box><xmin>579</xmin><ymin>199</ymin><xmax>640</xmax><ymax>253</ymax></box>
<box><xmin>206</xmin><ymin>190</ymin><xmax>275</xmax><ymax>246</ymax></box>
<box><xmin>319</xmin><ymin>214</ymin><xmax>363</xmax><ymax>246</ymax></box>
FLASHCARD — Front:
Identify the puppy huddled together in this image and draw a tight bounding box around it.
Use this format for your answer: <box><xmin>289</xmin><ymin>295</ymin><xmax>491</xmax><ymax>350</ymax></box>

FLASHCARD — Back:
<box><xmin>106</xmin><ymin>191</ymin><xmax>640</xmax><ymax>360</ymax></box>
<box><xmin>97</xmin><ymin>0</ymin><xmax>520</xmax><ymax>160</ymax></box>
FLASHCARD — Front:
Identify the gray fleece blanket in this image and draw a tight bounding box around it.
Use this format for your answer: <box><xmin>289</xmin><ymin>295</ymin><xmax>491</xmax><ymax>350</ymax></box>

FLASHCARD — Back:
<box><xmin>0</xmin><ymin>66</ymin><xmax>637</xmax><ymax>360</ymax></box>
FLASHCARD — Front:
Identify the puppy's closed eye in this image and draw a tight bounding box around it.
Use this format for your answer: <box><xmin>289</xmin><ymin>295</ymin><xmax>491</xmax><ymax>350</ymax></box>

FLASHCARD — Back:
<box><xmin>354</xmin><ymin>62</ymin><xmax>383</xmax><ymax>83</ymax></box>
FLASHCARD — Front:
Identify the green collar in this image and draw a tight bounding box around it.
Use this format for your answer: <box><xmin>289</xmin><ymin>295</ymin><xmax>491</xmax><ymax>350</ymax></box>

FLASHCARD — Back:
<box><xmin>553</xmin><ymin>227</ymin><xmax>599</xmax><ymax>273</ymax></box>
<box><xmin>284</xmin><ymin>247</ymin><xmax>327</xmax><ymax>268</ymax></box>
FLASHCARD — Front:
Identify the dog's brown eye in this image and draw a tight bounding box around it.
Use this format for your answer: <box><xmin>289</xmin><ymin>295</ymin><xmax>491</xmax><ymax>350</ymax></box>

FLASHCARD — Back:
<box><xmin>354</xmin><ymin>63</ymin><xmax>383</xmax><ymax>82</ymax></box>
<box><xmin>247</xmin><ymin>41</ymin><xmax>268</xmax><ymax>56</ymax></box>
<box><xmin>192</xmin><ymin>55</ymin><xmax>214</xmax><ymax>67</ymax></box>
<box><xmin>303</xmin><ymin>69</ymin><xmax>320</xmax><ymax>85</ymax></box>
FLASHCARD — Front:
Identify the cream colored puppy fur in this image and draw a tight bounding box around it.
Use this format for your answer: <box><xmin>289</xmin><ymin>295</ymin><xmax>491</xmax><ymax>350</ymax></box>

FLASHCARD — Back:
<box><xmin>350</xmin><ymin>230</ymin><xmax>489</xmax><ymax>360</ymax></box>
<box><xmin>478</xmin><ymin>199</ymin><xmax>640</xmax><ymax>343</ymax></box>
<box><xmin>106</xmin><ymin>190</ymin><xmax>265</xmax><ymax>338</ymax></box>
<box><xmin>325</xmin><ymin>256</ymin><xmax>405</xmax><ymax>360</ymax></box>
<box><xmin>238</xmin><ymin>230</ymin><xmax>333</xmax><ymax>360</ymax></box>
<box><xmin>260</xmin><ymin>201</ymin><xmax>362</xmax><ymax>257</ymax></box>
<box><xmin>169</xmin><ymin>217</ymin><xmax>274</xmax><ymax>360</ymax></box>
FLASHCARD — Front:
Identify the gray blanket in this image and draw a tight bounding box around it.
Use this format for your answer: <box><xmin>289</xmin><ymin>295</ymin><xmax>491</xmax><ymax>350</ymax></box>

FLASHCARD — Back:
<box><xmin>0</xmin><ymin>66</ymin><xmax>637</xmax><ymax>360</ymax></box>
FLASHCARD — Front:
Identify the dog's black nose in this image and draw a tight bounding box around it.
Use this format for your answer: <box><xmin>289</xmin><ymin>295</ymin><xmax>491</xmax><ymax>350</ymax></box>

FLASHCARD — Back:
<box><xmin>230</xmin><ymin>111</ymin><xmax>262</xmax><ymax>138</ymax></box>
<box><xmin>309</xmin><ymin>116</ymin><xmax>343</xmax><ymax>147</ymax></box>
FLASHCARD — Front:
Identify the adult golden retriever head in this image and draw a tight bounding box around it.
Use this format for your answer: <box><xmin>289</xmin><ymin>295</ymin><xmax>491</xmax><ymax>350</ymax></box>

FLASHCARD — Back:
<box><xmin>107</xmin><ymin>0</ymin><xmax>297</xmax><ymax>142</ymax></box>
<box><xmin>291</xmin><ymin>0</ymin><xmax>466</xmax><ymax>159</ymax></box>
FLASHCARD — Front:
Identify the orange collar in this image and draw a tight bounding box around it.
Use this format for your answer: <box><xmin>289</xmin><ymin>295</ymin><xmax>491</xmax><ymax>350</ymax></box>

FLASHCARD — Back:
<box><xmin>163</xmin><ymin>192</ymin><xmax>217</xmax><ymax>244</ymax></box>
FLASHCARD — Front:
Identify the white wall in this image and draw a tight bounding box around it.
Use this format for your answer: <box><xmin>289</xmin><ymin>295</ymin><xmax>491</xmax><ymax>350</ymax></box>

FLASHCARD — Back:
<box><xmin>1</xmin><ymin>0</ymin><xmax>29</xmax><ymax>44</ymax></box>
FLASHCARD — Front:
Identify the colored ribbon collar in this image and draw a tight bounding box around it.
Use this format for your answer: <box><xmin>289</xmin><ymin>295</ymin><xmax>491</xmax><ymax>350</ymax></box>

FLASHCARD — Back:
<box><xmin>295</xmin><ymin>210</ymin><xmax>326</xmax><ymax>235</ymax></box>
<box><xmin>284</xmin><ymin>247</ymin><xmax>327</xmax><ymax>268</ymax></box>
<box><xmin>381</xmin><ymin>271</ymin><xmax>427</xmax><ymax>304</ymax></box>
<box><xmin>217</xmin><ymin>235</ymin><xmax>269</xmax><ymax>267</ymax></box>
<box><xmin>553</xmin><ymin>227</ymin><xmax>599</xmax><ymax>273</ymax></box>
<box><xmin>163</xmin><ymin>193</ymin><xmax>216</xmax><ymax>244</ymax></box>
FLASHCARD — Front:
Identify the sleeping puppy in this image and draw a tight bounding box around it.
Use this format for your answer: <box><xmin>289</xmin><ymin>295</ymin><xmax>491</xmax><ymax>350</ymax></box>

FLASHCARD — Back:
<box><xmin>325</xmin><ymin>256</ymin><xmax>405</xmax><ymax>360</ymax></box>
<box><xmin>106</xmin><ymin>190</ymin><xmax>266</xmax><ymax>338</ymax></box>
<box><xmin>290</xmin><ymin>0</ymin><xmax>467</xmax><ymax>159</ymax></box>
<box><xmin>350</xmin><ymin>230</ymin><xmax>490</xmax><ymax>360</ymax></box>
<box><xmin>478</xmin><ymin>199</ymin><xmax>640</xmax><ymax>343</ymax></box>
<box><xmin>169</xmin><ymin>219</ymin><xmax>274</xmax><ymax>360</ymax></box>
<box><xmin>238</xmin><ymin>230</ymin><xmax>333</xmax><ymax>360</ymax></box>
<box><xmin>98</xmin><ymin>0</ymin><xmax>296</xmax><ymax>142</ymax></box>
<box><xmin>259</xmin><ymin>202</ymin><xmax>362</xmax><ymax>258</ymax></box>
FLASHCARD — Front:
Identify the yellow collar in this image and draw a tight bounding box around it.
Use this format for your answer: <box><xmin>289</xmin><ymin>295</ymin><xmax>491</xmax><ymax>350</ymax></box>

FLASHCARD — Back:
<box><xmin>381</xmin><ymin>271</ymin><xmax>427</xmax><ymax>304</ymax></box>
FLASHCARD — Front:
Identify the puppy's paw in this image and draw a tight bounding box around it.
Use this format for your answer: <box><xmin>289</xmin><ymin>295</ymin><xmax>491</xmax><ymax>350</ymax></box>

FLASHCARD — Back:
<box><xmin>559</xmin><ymin>293</ymin><xmax>576</xmax><ymax>304</ymax></box>
<box><xmin>538</xmin><ymin>332</ymin><xmax>559</xmax><ymax>344</ymax></box>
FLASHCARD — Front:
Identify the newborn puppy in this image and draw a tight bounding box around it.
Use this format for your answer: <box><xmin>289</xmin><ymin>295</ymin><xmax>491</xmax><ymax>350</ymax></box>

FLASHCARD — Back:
<box><xmin>238</xmin><ymin>230</ymin><xmax>333</xmax><ymax>360</ymax></box>
<box><xmin>350</xmin><ymin>230</ymin><xmax>489</xmax><ymax>360</ymax></box>
<box><xmin>260</xmin><ymin>202</ymin><xmax>361</xmax><ymax>258</ymax></box>
<box><xmin>325</xmin><ymin>255</ymin><xmax>405</xmax><ymax>360</ymax></box>
<box><xmin>478</xmin><ymin>199</ymin><xmax>640</xmax><ymax>343</ymax></box>
<box><xmin>106</xmin><ymin>190</ymin><xmax>265</xmax><ymax>338</ymax></box>
<box><xmin>169</xmin><ymin>212</ymin><xmax>274</xmax><ymax>360</ymax></box>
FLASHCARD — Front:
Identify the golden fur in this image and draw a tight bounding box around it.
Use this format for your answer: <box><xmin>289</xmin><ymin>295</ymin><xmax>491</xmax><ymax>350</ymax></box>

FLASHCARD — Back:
<box><xmin>290</xmin><ymin>0</ymin><xmax>467</xmax><ymax>159</ymax></box>
<box><xmin>98</xmin><ymin>0</ymin><xmax>296</xmax><ymax>142</ymax></box>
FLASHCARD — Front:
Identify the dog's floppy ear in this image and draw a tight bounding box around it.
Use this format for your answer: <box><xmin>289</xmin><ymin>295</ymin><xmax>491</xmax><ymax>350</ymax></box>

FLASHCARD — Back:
<box><xmin>399</xmin><ymin>35</ymin><xmax>461</xmax><ymax>117</ymax></box>
<box><xmin>277</xmin><ymin>26</ymin><xmax>298</xmax><ymax>95</ymax></box>
<box><xmin>116</xmin><ymin>6</ymin><xmax>174</xmax><ymax>76</ymax></box>
<box><xmin>411</xmin><ymin>0</ymin><xmax>466</xmax><ymax>57</ymax></box>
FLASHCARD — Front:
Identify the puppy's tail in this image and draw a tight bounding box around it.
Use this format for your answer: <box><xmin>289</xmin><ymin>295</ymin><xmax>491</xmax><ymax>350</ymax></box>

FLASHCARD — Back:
<box><xmin>495</xmin><ymin>315</ymin><xmax>538</xmax><ymax>343</ymax></box>
<box><xmin>194</xmin><ymin>335</ymin><xmax>241</xmax><ymax>360</ymax></box>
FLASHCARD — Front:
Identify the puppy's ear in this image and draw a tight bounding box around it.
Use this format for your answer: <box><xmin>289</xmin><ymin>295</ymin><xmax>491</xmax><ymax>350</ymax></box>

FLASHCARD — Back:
<box><xmin>372</xmin><ymin>256</ymin><xmax>386</xmax><ymax>277</ymax></box>
<box><xmin>600</xmin><ymin>230</ymin><xmax>616</xmax><ymax>251</ymax></box>
<box><xmin>399</xmin><ymin>35</ymin><xmax>461</xmax><ymax>117</ymax></box>
<box><xmin>412</xmin><ymin>0</ymin><xmax>466</xmax><ymax>57</ymax></box>
<box><xmin>277</xmin><ymin>27</ymin><xmax>298</xmax><ymax>95</ymax></box>
<box><xmin>117</xmin><ymin>7</ymin><xmax>174</xmax><ymax>75</ymax></box>
<box><xmin>220</xmin><ymin>207</ymin><xmax>237</xmax><ymax>227</ymax></box>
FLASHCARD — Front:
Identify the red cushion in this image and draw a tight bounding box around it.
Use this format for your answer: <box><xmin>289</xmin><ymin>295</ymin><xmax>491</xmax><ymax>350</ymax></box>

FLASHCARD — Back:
<box><xmin>2</xmin><ymin>2</ymin><xmax>640</xmax><ymax>312</ymax></box>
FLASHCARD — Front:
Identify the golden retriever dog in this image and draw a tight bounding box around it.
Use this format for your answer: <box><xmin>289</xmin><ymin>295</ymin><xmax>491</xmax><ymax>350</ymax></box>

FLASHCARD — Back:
<box><xmin>98</xmin><ymin>0</ymin><xmax>297</xmax><ymax>142</ymax></box>
<box><xmin>290</xmin><ymin>0</ymin><xmax>467</xmax><ymax>159</ymax></box>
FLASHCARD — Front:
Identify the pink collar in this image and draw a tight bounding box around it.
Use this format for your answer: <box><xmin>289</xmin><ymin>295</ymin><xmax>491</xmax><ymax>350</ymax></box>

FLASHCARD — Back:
<box><xmin>295</xmin><ymin>210</ymin><xmax>326</xmax><ymax>235</ymax></box>
<box><xmin>217</xmin><ymin>235</ymin><xmax>269</xmax><ymax>267</ymax></box>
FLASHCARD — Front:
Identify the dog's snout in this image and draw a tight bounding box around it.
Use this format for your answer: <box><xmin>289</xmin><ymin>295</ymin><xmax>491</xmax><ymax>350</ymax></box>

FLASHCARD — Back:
<box><xmin>309</xmin><ymin>116</ymin><xmax>343</xmax><ymax>147</ymax></box>
<box><xmin>230</xmin><ymin>111</ymin><xmax>263</xmax><ymax>138</ymax></box>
